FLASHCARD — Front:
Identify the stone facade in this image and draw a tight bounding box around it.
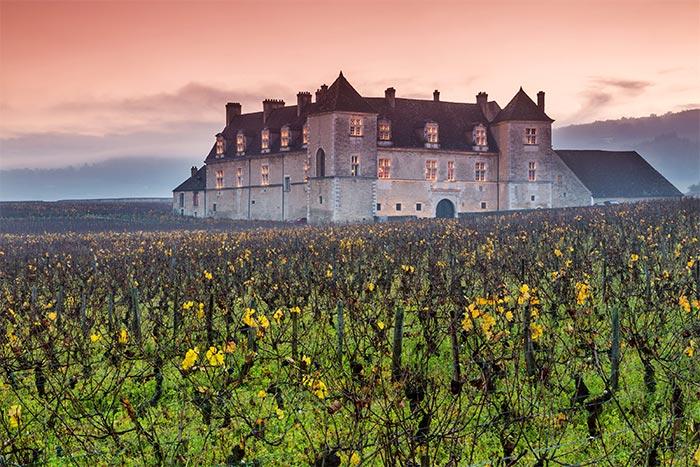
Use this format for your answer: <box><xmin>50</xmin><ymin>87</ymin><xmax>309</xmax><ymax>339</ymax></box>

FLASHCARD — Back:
<box><xmin>173</xmin><ymin>73</ymin><xmax>677</xmax><ymax>223</ymax></box>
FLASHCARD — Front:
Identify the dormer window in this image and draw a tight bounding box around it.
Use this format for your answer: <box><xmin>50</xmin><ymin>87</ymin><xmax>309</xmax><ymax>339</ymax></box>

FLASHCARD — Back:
<box><xmin>303</xmin><ymin>123</ymin><xmax>309</xmax><ymax>146</ymax></box>
<box><xmin>378</xmin><ymin>119</ymin><xmax>392</xmax><ymax>141</ymax></box>
<box><xmin>215</xmin><ymin>134</ymin><xmax>226</xmax><ymax>158</ymax></box>
<box><xmin>350</xmin><ymin>116</ymin><xmax>363</xmax><ymax>137</ymax></box>
<box><xmin>424</xmin><ymin>122</ymin><xmax>439</xmax><ymax>148</ymax></box>
<box><xmin>525</xmin><ymin>128</ymin><xmax>537</xmax><ymax>145</ymax></box>
<box><xmin>473</xmin><ymin>125</ymin><xmax>487</xmax><ymax>150</ymax></box>
<box><xmin>261</xmin><ymin>129</ymin><xmax>270</xmax><ymax>153</ymax></box>
<box><xmin>280</xmin><ymin>126</ymin><xmax>290</xmax><ymax>150</ymax></box>
<box><xmin>236</xmin><ymin>131</ymin><xmax>246</xmax><ymax>154</ymax></box>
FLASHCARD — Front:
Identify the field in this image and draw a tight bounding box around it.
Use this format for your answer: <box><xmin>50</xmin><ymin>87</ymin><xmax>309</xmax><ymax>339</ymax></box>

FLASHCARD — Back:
<box><xmin>0</xmin><ymin>199</ymin><xmax>699</xmax><ymax>465</ymax></box>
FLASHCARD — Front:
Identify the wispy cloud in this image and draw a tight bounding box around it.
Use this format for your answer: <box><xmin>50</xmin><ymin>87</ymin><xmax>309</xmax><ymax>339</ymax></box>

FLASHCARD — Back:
<box><xmin>566</xmin><ymin>77</ymin><xmax>653</xmax><ymax>124</ymax></box>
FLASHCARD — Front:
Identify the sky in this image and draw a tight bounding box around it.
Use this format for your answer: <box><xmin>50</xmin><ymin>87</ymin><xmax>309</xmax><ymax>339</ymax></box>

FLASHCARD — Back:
<box><xmin>0</xmin><ymin>0</ymin><xmax>699</xmax><ymax>171</ymax></box>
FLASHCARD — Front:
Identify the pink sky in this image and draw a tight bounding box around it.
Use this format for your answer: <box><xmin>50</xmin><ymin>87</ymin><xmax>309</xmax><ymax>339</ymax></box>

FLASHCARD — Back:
<box><xmin>0</xmin><ymin>0</ymin><xmax>698</xmax><ymax>168</ymax></box>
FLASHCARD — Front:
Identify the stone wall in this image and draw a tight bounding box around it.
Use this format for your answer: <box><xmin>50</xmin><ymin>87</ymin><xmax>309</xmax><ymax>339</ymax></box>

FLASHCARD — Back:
<box><xmin>172</xmin><ymin>190</ymin><xmax>206</xmax><ymax>217</ymax></box>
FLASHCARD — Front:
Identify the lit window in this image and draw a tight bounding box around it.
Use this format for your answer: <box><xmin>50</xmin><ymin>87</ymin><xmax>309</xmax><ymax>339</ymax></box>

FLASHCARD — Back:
<box><xmin>378</xmin><ymin>158</ymin><xmax>391</xmax><ymax>179</ymax></box>
<box><xmin>525</xmin><ymin>128</ymin><xmax>537</xmax><ymax>145</ymax></box>
<box><xmin>236</xmin><ymin>131</ymin><xmax>246</xmax><ymax>154</ymax></box>
<box><xmin>351</xmin><ymin>155</ymin><xmax>360</xmax><ymax>176</ymax></box>
<box><xmin>528</xmin><ymin>162</ymin><xmax>536</xmax><ymax>181</ymax></box>
<box><xmin>473</xmin><ymin>125</ymin><xmax>487</xmax><ymax>147</ymax></box>
<box><xmin>215</xmin><ymin>135</ymin><xmax>225</xmax><ymax>157</ymax></box>
<box><xmin>193</xmin><ymin>191</ymin><xmax>199</xmax><ymax>207</ymax></box>
<box><xmin>261</xmin><ymin>164</ymin><xmax>269</xmax><ymax>185</ymax></box>
<box><xmin>350</xmin><ymin>116</ymin><xmax>363</xmax><ymax>136</ymax></box>
<box><xmin>215</xmin><ymin>170</ymin><xmax>224</xmax><ymax>189</ymax></box>
<box><xmin>425</xmin><ymin>122</ymin><xmax>439</xmax><ymax>144</ymax></box>
<box><xmin>261</xmin><ymin>129</ymin><xmax>270</xmax><ymax>152</ymax></box>
<box><xmin>236</xmin><ymin>167</ymin><xmax>243</xmax><ymax>187</ymax></box>
<box><xmin>425</xmin><ymin>160</ymin><xmax>437</xmax><ymax>181</ymax></box>
<box><xmin>303</xmin><ymin>123</ymin><xmax>309</xmax><ymax>145</ymax></box>
<box><xmin>281</xmin><ymin>126</ymin><xmax>290</xmax><ymax>149</ymax></box>
<box><xmin>475</xmin><ymin>162</ymin><xmax>486</xmax><ymax>182</ymax></box>
<box><xmin>378</xmin><ymin>119</ymin><xmax>391</xmax><ymax>141</ymax></box>
<box><xmin>447</xmin><ymin>161</ymin><xmax>455</xmax><ymax>181</ymax></box>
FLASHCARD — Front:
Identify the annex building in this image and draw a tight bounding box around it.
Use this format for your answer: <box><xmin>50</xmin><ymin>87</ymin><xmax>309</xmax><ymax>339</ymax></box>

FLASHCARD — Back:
<box><xmin>173</xmin><ymin>72</ymin><xmax>681</xmax><ymax>223</ymax></box>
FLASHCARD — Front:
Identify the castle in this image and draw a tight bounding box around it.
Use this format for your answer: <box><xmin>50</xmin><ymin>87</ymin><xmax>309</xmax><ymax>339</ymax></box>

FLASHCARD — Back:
<box><xmin>173</xmin><ymin>72</ymin><xmax>681</xmax><ymax>223</ymax></box>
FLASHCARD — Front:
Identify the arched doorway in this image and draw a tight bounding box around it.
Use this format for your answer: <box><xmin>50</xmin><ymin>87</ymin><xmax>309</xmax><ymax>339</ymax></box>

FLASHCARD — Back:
<box><xmin>436</xmin><ymin>199</ymin><xmax>455</xmax><ymax>218</ymax></box>
<box><xmin>316</xmin><ymin>148</ymin><xmax>325</xmax><ymax>177</ymax></box>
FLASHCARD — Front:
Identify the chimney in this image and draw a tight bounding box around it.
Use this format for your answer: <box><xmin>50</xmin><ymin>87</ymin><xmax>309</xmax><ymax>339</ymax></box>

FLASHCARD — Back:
<box><xmin>191</xmin><ymin>166</ymin><xmax>198</xmax><ymax>178</ymax></box>
<box><xmin>226</xmin><ymin>102</ymin><xmax>241</xmax><ymax>126</ymax></box>
<box><xmin>537</xmin><ymin>91</ymin><xmax>545</xmax><ymax>112</ymax></box>
<box><xmin>297</xmin><ymin>91</ymin><xmax>312</xmax><ymax>116</ymax></box>
<box><xmin>262</xmin><ymin>99</ymin><xmax>285</xmax><ymax>124</ymax></box>
<box><xmin>433</xmin><ymin>90</ymin><xmax>440</xmax><ymax>102</ymax></box>
<box><xmin>315</xmin><ymin>84</ymin><xmax>328</xmax><ymax>103</ymax></box>
<box><xmin>385</xmin><ymin>87</ymin><xmax>396</xmax><ymax>109</ymax></box>
<box><xmin>476</xmin><ymin>92</ymin><xmax>488</xmax><ymax>113</ymax></box>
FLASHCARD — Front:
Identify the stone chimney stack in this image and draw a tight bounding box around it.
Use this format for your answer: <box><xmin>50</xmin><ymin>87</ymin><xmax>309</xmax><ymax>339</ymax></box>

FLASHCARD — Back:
<box><xmin>226</xmin><ymin>102</ymin><xmax>241</xmax><ymax>126</ymax></box>
<box><xmin>476</xmin><ymin>92</ymin><xmax>488</xmax><ymax>113</ymax></box>
<box><xmin>433</xmin><ymin>90</ymin><xmax>440</xmax><ymax>102</ymax></box>
<box><xmin>191</xmin><ymin>166</ymin><xmax>197</xmax><ymax>178</ymax></box>
<box><xmin>262</xmin><ymin>99</ymin><xmax>285</xmax><ymax>124</ymax></box>
<box><xmin>385</xmin><ymin>87</ymin><xmax>396</xmax><ymax>109</ymax></box>
<box><xmin>297</xmin><ymin>92</ymin><xmax>312</xmax><ymax>116</ymax></box>
<box><xmin>315</xmin><ymin>84</ymin><xmax>328</xmax><ymax>103</ymax></box>
<box><xmin>537</xmin><ymin>91</ymin><xmax>545</xmax><ymax>112</ymax></box>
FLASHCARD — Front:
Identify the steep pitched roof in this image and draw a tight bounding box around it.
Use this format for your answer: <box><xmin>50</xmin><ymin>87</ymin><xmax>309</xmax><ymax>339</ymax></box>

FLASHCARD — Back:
<box><xmin>366</xmin><ymin>97</ymin><xmax>498</xmax><ymax>151</ymax></box>
<box><xmin>173</xmin><ymin>166</ymin><xmax>206</xmax><ymax>192</ymax></box>
<box><xmin>492</xmin><ymin>88</ymin><xmax>553</xmax><ymax>123</ymax></box>
<box><xmin>556</xmin><ymin>150</ymin><xmax>682</xmax><ymax>198</ymax></box>
<box><xmin>314</xmin><ymin>72</ymin><xmax>376</xmax><ymax>114</ymax></box>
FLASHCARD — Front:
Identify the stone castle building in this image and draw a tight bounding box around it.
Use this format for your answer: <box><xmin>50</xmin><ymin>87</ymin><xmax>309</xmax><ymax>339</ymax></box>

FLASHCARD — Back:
<box><xmin>173</xmin><ymin>72</ymin><xmax>681</xmax><ymax>222</ymax></box>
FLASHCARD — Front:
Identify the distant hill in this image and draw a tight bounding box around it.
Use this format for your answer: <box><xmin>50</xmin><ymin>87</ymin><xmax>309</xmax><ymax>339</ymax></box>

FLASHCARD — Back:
<box><xmin>554</xmin><ymin>110</ymin><xmax>700</xmax><ymax>193</ymax></box>
<box><xmin>0</xmin><ymin>157</ymin><xmax>194</xmax><ymax>201</ymax></box>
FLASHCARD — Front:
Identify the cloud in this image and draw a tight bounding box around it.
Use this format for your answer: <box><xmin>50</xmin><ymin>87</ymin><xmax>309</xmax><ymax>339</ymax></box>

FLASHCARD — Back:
<box><xmin>567</xmin><ymin>77</ymin><xmax>653</xmax><ymax>124</ymax></box>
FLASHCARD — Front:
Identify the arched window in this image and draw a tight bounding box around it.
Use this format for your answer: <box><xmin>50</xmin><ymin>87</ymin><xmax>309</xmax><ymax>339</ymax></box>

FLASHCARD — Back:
<box><xmin>316</xmin><ymin>148</ymin><xmax>326</xmax><ymax>177</ymax></box>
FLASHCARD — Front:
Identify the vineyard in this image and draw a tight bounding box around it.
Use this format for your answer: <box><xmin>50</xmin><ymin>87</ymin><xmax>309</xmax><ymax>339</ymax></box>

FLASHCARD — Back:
<box><xmin>1</xmin><ymin>199</ymin><xmax>699</xmax><ymax>465</ymax></box>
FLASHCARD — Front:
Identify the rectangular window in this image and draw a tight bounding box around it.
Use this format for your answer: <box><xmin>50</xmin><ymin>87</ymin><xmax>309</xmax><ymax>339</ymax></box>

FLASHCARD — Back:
<box><xmin>376</xmin><ymin>203</ymin><xmax>381</xmax><ymax>211</ymax></box>
<box><xmin>280</xmin><ymin>128</ymin><xmax>289</xmax><ymax>148</ymax></box>
<box><xmin>395</xmin><ymin>203</ymin><xmax>402</xmax><ymax>211</ymax></box>
<box><xmin>350</xmin><ymin>117</ymin><xmax>363</xmax><ymax>136</ymax></box>
<box><xmin>425</xmin><ymin>123</ymin><xmax>439</xmax><ymax>144</ymax></box>
<box><xmin>236</xmin><ymin>134</ymin><xmax>245</xmax><ymax>154</ymax></box>
<box><xmin>215</xmin><ymin>170</ymin><xmax>224</xmax><ymax>189</ymax></box>
<box><xmin>261</xmin><ymin>130</ymin><xmax>270</xmax><ymax>151</ymax></box>
<box><xmin>236</xmin><ymin>167</ymin><xmax>243</xmax><ymax>187</ymax></box>
<box><xmin>525</xmin><ymin>128</ymin><xmax>537</xmax><ymax>145</ymax></box>
<box><xmin>215</xmin><ymin>137</ymin><xmax>225</xmax><ymax>157</ymax></box>
<box><xmin>351</xmin><ymin>155</ymin><xmax>360</xmax><ymax>176</ymax></box>
<box><xmin>481</xmin><ymin>201</ymin><xmax>487</xmax><ymax>209</ymax></box>
<box><xmin>212</xmin><ymin>203</ymin><xmax>217</xmax><ymax>212</ymax></box>
<box><xmin>193</xmin><ymin>191</ymin><xmax>199</xmax><ymax>207</ymax></box>
<box><xmin>474</xmin><ymin>127</ymin><xmax>487</xmax><ymax>146</ymax></box>
<box><xmin>425</xmin><ymin>160</ymin><xmax>437</xmax><ymax>181</ymax></box>
<box><xmin>179</xmin><ymin>193</ymin><xmax>184</xmax><ymax>208</ymax></box>
<box><xmin>378</xmin><ymin>158</ymin><xmax>391</xmax><ymax>179</ymax></box>
<box><xmin>447</xmin><ymin>161</ymin><xmax>455</xmax><ymax>181</ymax></box>
<box><xmin>528</xmin><ymin>162</ymin><xmax>536</xmax><ymax>181</ymax></box>
<box><xmin>416</xmin><ymin>203</ymin><xmax>422</xmax><ymax>211</ymax></box>
<box><xmin>378</xmin><ymin>120</ymin><xmax>391</xmax><ymax>141</ymax></box>
<box><xmin>261</xmin><ymin>164</ymin><xmax>269</xmax><ymax>186</ymax></box>
<box><xmin>303</xmin><ymin>124</ymin><xmax>309</xmax><ymax>145</ymax></box>
<box><xmin>283</xmin><ymin>176</ymin><xmax>291</xmax><ymax>192</ymax></box>
<box><xmin>530</xmin><ymin>195</ymin><xmax>536</xmax><ymax>201</ymax></box>
<box><xmin>475</xmin><ymin>162</ymin><xmax>486</xmax><ymax>182</ymax></box>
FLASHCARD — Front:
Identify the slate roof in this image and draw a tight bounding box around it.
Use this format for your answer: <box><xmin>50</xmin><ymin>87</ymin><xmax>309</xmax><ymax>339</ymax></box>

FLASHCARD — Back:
<box><xmin>366</xmin><ymin>97</ymin><xmax>499</xmax><ymax>151</ymax></box>
<box><xmin>173</xmin><ymin>166</ymin><xmax>206</xmax><ymax>192</ymax></box>
<box><xmin>556</xmin><ymin>150</ymin><xmax>682</xmax><ymax>198</ymax></box>
<box><xmin>492</xmin><ymin>88</ymin><xmax>553</xmax><ymax>124</ymax></box>
<box><xmin>314</xmin><ymin>72</ymin><xmax>377</xmax><ymax>114</ymax></box>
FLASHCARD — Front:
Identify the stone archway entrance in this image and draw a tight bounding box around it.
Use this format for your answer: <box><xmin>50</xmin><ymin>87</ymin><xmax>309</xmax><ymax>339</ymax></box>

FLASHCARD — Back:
<box><xmin>435</xmin><ymin>199</ymin><xmax>455</xmax><ymax>218</ymax></box>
